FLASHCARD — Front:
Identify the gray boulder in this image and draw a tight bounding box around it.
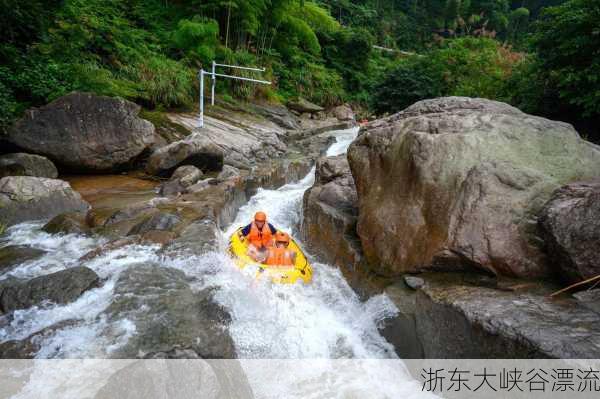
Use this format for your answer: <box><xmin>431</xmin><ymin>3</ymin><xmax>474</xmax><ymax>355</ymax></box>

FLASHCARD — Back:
<box><xmin>162</xmin><ymin>217</ymin><xmax>221</xmax><ymax>257</ymax></box>
<box><xmin>128</xmin><ymin>212</ymin><xmax>182</xmax><ymax>236</ymax></box>
<box><xmin>104</xmin><ymin>263</ymin><xmax>235</xmax><ymax>359</ymax></box>
<box><xmin>539</xmin><ymin>180</ymin><xmax>600</xmax><ymax>283</ymax></box>
<box><xmin>217</xmin><ymin>165</ymin><xmax>241</xmax><ymax>180</ymax></box>
<box><xmin>165</xmin><ymin>113</ymin><xmax>288</xmax><ymax>170</ymax></box>
<box><xmin>0</xmin><ymin>245</ymin><xmax>46</xmax><ymax>275</ymax></box>
<box><xmin>7</xmin><ymin>92</ymin><xmax>155</xmax><ymax>171</ymax></box>
<box><xmin>94</xmin><ymin>359</ymin><xmax>254</xmax><ymax>399</ymax></box>
<box><xmin>158</xmin><ymin>165</ymin><xmax>203</xmax><ymax>196</ymax></box>
<box><xmin>0</xmin><ymin>266</ymin><xmax>100</xmax><ymax>313</ymax></box>
<box><xmin>413</xmin><ymin>274</ymin><xmax>600</xmax><ymax>358</ymax></box>
<box><xmin>146</xmin><ymin>136</ymin><xmax>224</xmax><ymax>176</ymax></box>
<box><xmin>404</xmin><ymin>276</ymin><xmax>425</xmax><ymax>290</ymax></box>
<box><xmin>287</xmin><ymin>98</ymin><xmax>324</xmax><ymax>114</ymax></box>
<box><xmin>348</xmin><ymin>97</ymin><xmax>600</xmax><ymax>278</ymax></box>
<box><xmin>252</xmin><ymin>102</ymin><xmax>301</xmax><ymax>130</ymax></box>
<box><xmin>301</xmin><ymin>155</ymin><xmax>362</xmax><ymax>269</ymax></box>
<box><xmin>331</xmin><ymin>104</ymin><xmax>355</xmax><ymax>122</ymax></box>
<box><xmin>42</xmin><ymin>211</ymin><xmax>90</xmax><ymax>235</ymax></box>
<box><xmin>0</xmin><ymin>176</ymin><xmax>89</xmax><ymax>227</ymax></box>
<box><xmin>0</xmin><ymin>153</ymin><xmax>58</xmax><ymax>178</ymax></box>
<box><xmin>573</xmin><ymin>289</ymin><xmax>600</xmax><ymax>315</ymax></box>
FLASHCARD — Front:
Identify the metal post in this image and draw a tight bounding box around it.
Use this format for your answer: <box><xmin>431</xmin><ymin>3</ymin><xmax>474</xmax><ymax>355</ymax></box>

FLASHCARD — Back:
<box><xmin>199</xmin><ymin>61</ymin><xmax>271</xmax><ymax>128</ymax></box>
<box><xmin>199</xmin><ymin>69</ymin><xmax>205</xmax><ymax>128</ymax></box>
<box><xmin>211</xmin><ymin>61</ymin><xmax>216</xmax><ymax>106</ymax></box>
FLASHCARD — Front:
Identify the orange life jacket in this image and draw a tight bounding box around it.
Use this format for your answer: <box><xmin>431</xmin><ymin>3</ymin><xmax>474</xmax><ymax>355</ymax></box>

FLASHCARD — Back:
<box><xmin>265</xmin><ymin>247</ymin><xmax>295</xmax><ymax>266</ymax></box>
<box><xmin>246</xmin><ymin>221</ymin><xmax>273</xmax><ymax>249</ymax></box>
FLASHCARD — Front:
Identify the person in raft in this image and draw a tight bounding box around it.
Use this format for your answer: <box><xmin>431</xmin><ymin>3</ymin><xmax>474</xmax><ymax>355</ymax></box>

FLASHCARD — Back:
<box><xmin>240</xmin><ymin>211</ymin><xmax>278</xmax><ymax>261</ymax></box>
<box><xmin>264</xmin><ymin>231</ymin><xmax>296</xmax><ymax>266</ymax></box>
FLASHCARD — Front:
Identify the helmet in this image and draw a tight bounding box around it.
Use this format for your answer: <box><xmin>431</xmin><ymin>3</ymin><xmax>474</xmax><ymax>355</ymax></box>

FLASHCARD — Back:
<box><xmin>275</xmin><ymin>231</ymin><xmax>290</xmax><ymax>245</ymax></box>
<box><xmin>254</xmin><ymin>211</ymin><xmax>267</xmax><ymax>222</ymax></box>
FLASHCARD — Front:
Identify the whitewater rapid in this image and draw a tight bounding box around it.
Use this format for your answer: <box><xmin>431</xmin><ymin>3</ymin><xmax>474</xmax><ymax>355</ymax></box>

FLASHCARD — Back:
<box><xmin>0</xmin><ymin>127</ymin><xmax>433</xmax><ymax>398</ymax></box>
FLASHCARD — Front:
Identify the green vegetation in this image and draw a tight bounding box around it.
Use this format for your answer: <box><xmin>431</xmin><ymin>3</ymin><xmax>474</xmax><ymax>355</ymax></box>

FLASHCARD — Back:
<box><xmin>373</xmin><ymin>37</ymin><xmax>522</xmax><ymax>114</ymax></box>
<box><xmin>1</xmin><ymin>0</ymin><xmax>598</xmax><ymax>141</ymax></box>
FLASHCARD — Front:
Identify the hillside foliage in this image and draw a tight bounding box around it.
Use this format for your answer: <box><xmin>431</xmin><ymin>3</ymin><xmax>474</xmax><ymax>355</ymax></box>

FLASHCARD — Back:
<box><xmin>1</xmin><ymin>0</ymin><xmax>597</xmax><ymax>141</ymax></box>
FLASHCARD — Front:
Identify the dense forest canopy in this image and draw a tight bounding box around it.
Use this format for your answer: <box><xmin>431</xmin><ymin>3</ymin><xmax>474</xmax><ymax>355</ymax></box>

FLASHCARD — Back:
<box><xmin>1</xmin><ymin>0</ymin><xmax>598</xmax><ymax>141</ymax></box>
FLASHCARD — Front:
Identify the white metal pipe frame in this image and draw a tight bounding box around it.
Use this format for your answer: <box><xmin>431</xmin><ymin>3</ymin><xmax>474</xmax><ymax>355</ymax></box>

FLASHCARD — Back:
<box><xmin>198</xmin><ymin>61</ymin><xmax>271</xmax><ymax>128</ymax></box>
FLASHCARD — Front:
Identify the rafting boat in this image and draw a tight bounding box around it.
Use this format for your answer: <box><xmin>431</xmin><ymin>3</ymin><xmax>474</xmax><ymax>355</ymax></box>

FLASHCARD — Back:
<box><xmin>228</xmin><ymin>227</ymin><xmax>313</xmax><ymax>284</ymax></box>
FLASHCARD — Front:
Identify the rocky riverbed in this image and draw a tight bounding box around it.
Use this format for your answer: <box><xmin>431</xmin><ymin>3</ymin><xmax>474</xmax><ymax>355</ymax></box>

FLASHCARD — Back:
<box><xmin>1</xmin><ymin>92</ymin><xmax>600</xmax><ymax>396</ymax></box>
<box><xmin>0</xmin><ymin>92</ymin><xmax>421</xmax><ymax>397</ymax></box>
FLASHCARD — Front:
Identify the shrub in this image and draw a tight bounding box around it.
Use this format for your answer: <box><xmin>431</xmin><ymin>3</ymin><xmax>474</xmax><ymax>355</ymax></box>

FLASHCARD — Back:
<box><xmin>172</xmin><ymin>18</ymin><xmax>219</xmax><ymax>65</ymax></box>
<box><xmin>132</xmin><ymin>56</ymin><xmax>196</xmax><ymax>108</ymax></box>
<box><xmin>432</xmin><ymin>37</ymin><xmax>523</xmax><ymax>99</ymax></box>
<box><xmin>372</xmin><ymin>56</ymin><xmax>447</xmax><ymax>114</ymax></box>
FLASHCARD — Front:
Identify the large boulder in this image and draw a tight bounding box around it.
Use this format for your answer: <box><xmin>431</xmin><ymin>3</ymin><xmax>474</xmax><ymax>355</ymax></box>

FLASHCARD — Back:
<box><xmin>6</xmin><ymin>92</ymin><xmax>155</xmax><ymax>171</ymax></box>
<box><xmin>94</xmin><ymin>359</ymin><xmax>254</xmax><ymax>399</ymax></box>
<box><xmin>302</xmin><ymin>155</ymin><xmax>362</xmax><ymax>270</ymax></box>
<box><xmin>0</xmin><ymin>176</ymin><xmax>90</xmax><ymax>227</ymax></box>
<box><xmin>539</xmin><ymin>180</ymin><xmax>600</xmax><ymax>283</ymax></box>
<box><xmin>104</xmin><ymin>263</ymin><xmax>235</xmax><ymax>359</ymax></box>
<box><xmin>162</xmin><ymin>217</ymin><xmax>221</xmax><ymax>258</ymax></box>
<box><xmin>0</xmin><ymin>153</ymin><xmax>58</xmax><ymax>178</ymax></box>
<box><xmin>166</xmin><ymin>114</ymin><xmax>288</xmax><ymax>171</ymax></box>
<box><xmin>287</xmin><ymin>98</ymin><xmax>324</xmax><ymax>114</ymax></box>
<box><xmin>0</xmin><ymin>266</ymin><xmax>100</xmax><ymax>313</ymax></box>
<box><xmin>128</xmin><ymin>212</ymin><xmax>182</xmax><ymax>236</ymax></box>
<box><xmin>347</xmin><ymin>97</ymin><xmax>600</xmax><ymax>278</ymax></box>
<box><xmin>158</xmin><ymin>165</ymin><xmax>203</xmax><ymax>196</ymax></box>
<box><xmin>146</xmin><ymin>135</ymin><xmax>224</xmax><ymax>176</ymax></box>
<box><xmin>331</xmin><ymin>104</ymin><xmax>355</xmax><ymax>122</ymax></box>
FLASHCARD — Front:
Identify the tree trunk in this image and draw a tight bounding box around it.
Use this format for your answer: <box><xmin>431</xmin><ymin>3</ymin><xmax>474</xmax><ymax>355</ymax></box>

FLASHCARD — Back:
<box><xmin>225</xmin><ymin>1</ymin><xmax>232</xmax><ymax>49</ymax></box>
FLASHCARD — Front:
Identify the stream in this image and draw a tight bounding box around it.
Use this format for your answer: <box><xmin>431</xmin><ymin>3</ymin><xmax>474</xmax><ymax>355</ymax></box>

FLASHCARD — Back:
<box><xmin>0</xmin><ymin>127</ymin><xmax>432</xmax><ymax>398</ymax></box>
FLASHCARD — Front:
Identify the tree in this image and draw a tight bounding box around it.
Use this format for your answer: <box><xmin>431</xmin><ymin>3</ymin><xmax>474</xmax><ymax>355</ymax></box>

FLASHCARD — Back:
<box><xmin>532</xmin><ymin>0</ymin><xmax>600</xmax><ymax>116</ymax></box>
<box><xmin>506</xmin><ymin>7</ymin><xmax>530</xmax><ymax>46</ymax></box>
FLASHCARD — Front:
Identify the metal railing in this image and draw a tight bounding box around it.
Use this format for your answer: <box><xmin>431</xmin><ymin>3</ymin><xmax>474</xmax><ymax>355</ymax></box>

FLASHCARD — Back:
<box><xmin>198</xmin><ymin>61</ymin><xmax>271</xmax><ymax>128</ymax></box>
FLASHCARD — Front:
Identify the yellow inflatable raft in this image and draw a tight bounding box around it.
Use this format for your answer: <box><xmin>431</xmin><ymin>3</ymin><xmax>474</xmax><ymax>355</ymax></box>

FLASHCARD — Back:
<box><xmin>228</xmin><ymin>228</ymin><xmax>313</xmax><ymax>284</ymax></box>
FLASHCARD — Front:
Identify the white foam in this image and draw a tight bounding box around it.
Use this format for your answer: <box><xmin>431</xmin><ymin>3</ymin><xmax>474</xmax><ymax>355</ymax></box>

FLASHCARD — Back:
<box><xmin>0</xmin><ymin>223</ymin><xmax>106</xmax><ymax>281</ymax></box>
<box><xmin>0</xmin><ymin>127</ymin><xmax>432</xmax><ymax>397</ymax></box>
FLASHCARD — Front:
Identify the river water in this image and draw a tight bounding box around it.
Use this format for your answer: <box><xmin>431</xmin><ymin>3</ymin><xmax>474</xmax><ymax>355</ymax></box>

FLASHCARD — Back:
<box><xmin>0</xmin><ymin>127</ymin><xmax>432</xmax><ymax>398</ymax></box>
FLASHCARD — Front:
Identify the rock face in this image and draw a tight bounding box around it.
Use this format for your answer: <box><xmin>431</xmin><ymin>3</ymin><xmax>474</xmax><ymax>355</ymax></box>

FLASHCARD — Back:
<box><xmin>104</xmin><ymin>263</ymin><xmax>235</xmax><ymax>359</ymax></box>
<box><xmin>347</xmin><ymin>97</ymin><xmax>600</xmax><ymax>278</ymax></box>
<box><xmin>7</xmin><ymin>92</ymin><xmax>155</xmax><ymax>171</ymax></box>
<box><xmin>573</xmin><ymin>289</ymin><xmax>600</xmax><ymax>315</ymax></box>
<box><xmin>158</xmin><ymin>165</ymin><xmax>203</xmax><ymax>196</ymax></box>
<box><xmin>166</xmin><ymin>114</ymin><xmax>288</xmax><ymax>171</ymax></box>
<box><xmin>0</xmin><ymin>153</ymin><xmax>58</xmax><ymax>178</ymax></box>
<box><xmin>287</xmin><ymin>98</ymin><xmax>324</xmax><ymax>114</ymax></box>
<box><xmin>415</xmin><ymin>276</ymin><xmax>600</xmax><ymax>358</ymax></box>
<box><xmin>146</xmin><ymin>135</ymin><xmax>224</xmax><ymax>176</ymax></box>
<box><xmin>0</xmin><ymin>266</ymin><xmax>100</xmax><ymax>313</ymax></box>
<box><xmin>331</xmin><ymin>104</ymin><xmax>355</xmax><ymax>122</ymax></box>
<box><xmin>383</xmin><ymin>273</ymin><xmax>600</xmax><ymax>359</ymax></box>
<box><xmin>302</xmin><ymin>155</ymin><xmax>362</xmax><ymax>270</ymax></box>
<box><xmin>0</xmin><ymin>176</ymin><xmax>90</xmax><ymax>227</ymax></box>
<box><xmin>539</xmin><ymin>180</ymin><xmax>600</xmax><ymax>283</ymax></box>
